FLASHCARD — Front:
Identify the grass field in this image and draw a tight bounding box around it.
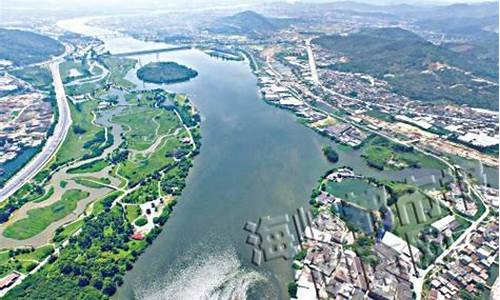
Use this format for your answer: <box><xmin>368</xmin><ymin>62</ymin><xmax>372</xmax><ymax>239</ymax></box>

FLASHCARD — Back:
<box><xmin>112</xmin><ymin>106</ymin><xmax>178</xmax><ymax>151</ymax></box>
<box><xmin>74</xmin><ymin>176</ymin><xmax>110</xmax><ymax>185</ymax></box>
<box><xmin>0</xmin><ymin>244</ymin><xmax>54</xmax><ymax>277</ymax></box>
<box><xmin>3</xmin><ymin>189</ymin><xmax>89</xmax><ymax>240</ymax></box>
<box><xmin>92</xmin><ymin>191</ymin><xmax>123</xmax><ymax>215</ymax></box>
<box><xmin>125</xmin><ymin>205</ymin><xmax>141</xmax><ymax>223</ymax></box>
<box><xmin>119</xmin><ymin>138</ymin><xmax>178</xmax><ymax>185</ymax></box>
<box><xmin>53</xmin><ymin>219</ymin><xmax>84</xmax><ymax>243</ymax></box>
<box><xmin>365</xmin><ymin>109</ymin><xmax>394</xmax><ymax>122</ymax></box>
<box><xmin>33</xmin><ymin>186</ymin><xmax>55</xmax><ymax>203</ymax></box>
<box><xmin>101</xmin><ymin>56</ymin><xmax>137</xmax><ymax>89</ymax></box>
<box><xmin>362</xmin><ymin>136</ymin><xmax>447</xmax><ymax>171</ymax></box>
<box><xmin>67</xmin><ymin>159</ymin><xmax>108</xmax><ymax>174</ymax></box>
<box><xmin>17</xmin><ymin>245</ymin><xmax>54</xmax><ymax>261</ymax></box>
<box><xmin>325</xmin><ymin>178</ymin><xmax>385</xmax><ymax>210</ymax></box>
<box><xmin>112</xmin><ymin>101</ymin><xmax>183</xmax><ymax>186</ymax></box>
<box><xmin>66</xmin><ymin>80</ymin><xmax>105</xmax><ymax>96</ymax></box>
<box><xmin>391</xmin><ymin>191</ymin><xmax>449</xmax><ymax>243</ymax></box>
<box><xmin>73</xmin><ymin>177</ymin><xmax>110</xmax><ymax>189</ymax></box>
<box><xmin>59</xmin><ymin>60</ymin><xmax>91</xmax><ymax>83</ymax></box>
<box><xmin>122</xmin><ymin>179</ymin><xmax>160</xmax><ymax>204</ymax></box>
<box><xmin>55</xmin><ymin>100</ymin><xmax>104</xmax><ymax>165</ymax></box>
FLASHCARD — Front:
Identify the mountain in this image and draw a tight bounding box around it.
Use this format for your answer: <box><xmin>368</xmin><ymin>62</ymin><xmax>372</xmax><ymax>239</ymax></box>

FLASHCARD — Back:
<box><xmin>416</xmin><ymin>15</ymin><xmax>498</xmax><ymax>36</ymax></box>
<box><xmin>303</xmin><ymin>1</ymin><xmax>497</xmax><ymax>19</ymax></box>
<box><xmin>313</xmin><ymin>27</ymin><xmax>499</xmax><ymax>110</ymax></box>
<box><xmin>0</xmin><ymin>28</ymin><xmax>64</xmax><ymax>66</ymax></box>
<box><xmin>417</xmin><ymin>2</ymin><xmax>498</xmax><ymax>19</ymax></box>
<box><xmin>208</xmin><ymin>10</ymin><xmax>292</xmax><ymax>37</ymax></box>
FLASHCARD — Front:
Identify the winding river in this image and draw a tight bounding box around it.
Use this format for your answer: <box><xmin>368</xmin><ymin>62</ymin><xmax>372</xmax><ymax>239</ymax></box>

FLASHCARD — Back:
<box><xmin>57</xmin><ymin>16</ymin><xmax>498</xmax><ymax>300</ymax></box>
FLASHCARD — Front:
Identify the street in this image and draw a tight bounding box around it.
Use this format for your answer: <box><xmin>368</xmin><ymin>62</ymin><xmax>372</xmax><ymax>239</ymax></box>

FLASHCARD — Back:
<box><xmin>0</xmin><ymin>60</ymin><xmax>72</xmax><ymax>202</ymax></box>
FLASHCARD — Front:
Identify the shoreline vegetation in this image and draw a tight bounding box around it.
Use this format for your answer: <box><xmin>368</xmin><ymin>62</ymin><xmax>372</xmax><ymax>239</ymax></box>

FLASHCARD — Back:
<box><xmin>136</xmin><ymin>61</ymin><xmax>198</xmax><ymax>84</ymax></box>
<box><xmin>1</xmin><ymin>50</ymin><xmax>202</xmax><ymax>298</ymax></box>
<box><xmin>3</xmin><ymin>88</ymin><xmax>202</xmax><ymax>299</ymax></box>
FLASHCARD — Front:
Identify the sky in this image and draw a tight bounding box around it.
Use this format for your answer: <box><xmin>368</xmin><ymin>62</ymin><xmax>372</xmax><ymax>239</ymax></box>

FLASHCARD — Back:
<box><xmin>2</xmin><ymin>0</ymin><xmax>494</xmax><ymax>9</ymax></box>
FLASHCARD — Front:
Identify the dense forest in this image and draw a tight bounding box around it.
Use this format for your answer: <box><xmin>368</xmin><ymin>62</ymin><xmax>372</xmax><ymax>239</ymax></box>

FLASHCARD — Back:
<box><xmin>136</xmin><ymin>62</ymin><xmax>198</xmax><ymax>84</ymax></box>
<box><xmin>0</xmin><ymin>28</ymin><xmax>64</xmax><ymax>66</ymax></box>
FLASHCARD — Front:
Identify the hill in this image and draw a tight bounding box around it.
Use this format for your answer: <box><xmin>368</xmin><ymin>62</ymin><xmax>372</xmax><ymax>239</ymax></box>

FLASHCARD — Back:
<box><xmin>136</xmin><ymin>62</ymin><xmax>198</xmax><ymax>84</ymax></box>
<box><xmin>209</xmin><ymin>10</ymin><xmax>291</xmax><ymax>37</ymax></box>
<box><xmin>313</xmin><ymin>27</ymin><xmax>499</xmax><ymax>110</ymax></box>
<box><xmin>0</xmin><ymin>28</ymin><xmax>64</xmax><ymax>66</ymax></box>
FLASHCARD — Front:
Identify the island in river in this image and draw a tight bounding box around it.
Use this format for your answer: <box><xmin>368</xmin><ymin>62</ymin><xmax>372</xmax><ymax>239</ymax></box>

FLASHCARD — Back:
<box><xmin>136</xmin><ymin>61</ymin><xmax>198</xmax><ymax>84</ymax></box>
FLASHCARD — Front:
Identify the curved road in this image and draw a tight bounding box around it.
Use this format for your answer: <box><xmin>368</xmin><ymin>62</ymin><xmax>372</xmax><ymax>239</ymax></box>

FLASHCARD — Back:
<box><xmin>0</xmin><ymin>60</ymin><xmax>72</xmax><ymax>202</ymax></box>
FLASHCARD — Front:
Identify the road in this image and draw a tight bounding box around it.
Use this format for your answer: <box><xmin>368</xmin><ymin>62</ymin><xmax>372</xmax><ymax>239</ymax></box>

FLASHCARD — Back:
<box><xmin>268</xmin><ymin>44</ymin><xmax>493</xmax><ymax>300</ymax></box>
<box><xmin>412</xmin><ymin>181</ymin><xmax>490</xmax><ymax>300</ymax></box>
<box><xmin>305</xmin><ymin>38</ymin><xmax>320</xmax><ymax>85</ymax></box>
<box><xmin>0</xmin><ymin>60</ymin><xmax>72</xmax><ymax>202</ymax></box>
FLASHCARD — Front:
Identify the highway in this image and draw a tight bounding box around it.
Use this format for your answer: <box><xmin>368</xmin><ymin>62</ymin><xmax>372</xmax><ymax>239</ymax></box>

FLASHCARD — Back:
<box><xmin>305</xmin><ymin>38</ymin><xmax>320</xmax><ymax>85</ymax></box>
<box><xmin>0</xmin><ymin>60</ymin><xmax>72</xmax><ymax>202</ymax></box>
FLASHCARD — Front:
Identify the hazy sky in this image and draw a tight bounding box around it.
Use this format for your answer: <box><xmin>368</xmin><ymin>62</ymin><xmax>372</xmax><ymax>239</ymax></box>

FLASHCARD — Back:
<box><xmin>2</xmin><ymin>0</ymin><xmax>494</xmax><ymax>9</ymax></box>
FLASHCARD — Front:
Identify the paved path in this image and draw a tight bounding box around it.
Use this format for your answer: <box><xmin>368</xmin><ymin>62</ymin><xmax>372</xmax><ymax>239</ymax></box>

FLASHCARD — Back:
<box><xmin>0</xmin><ymin>60</ymin><xmax>72</xmax><ymax>202</ymax></box>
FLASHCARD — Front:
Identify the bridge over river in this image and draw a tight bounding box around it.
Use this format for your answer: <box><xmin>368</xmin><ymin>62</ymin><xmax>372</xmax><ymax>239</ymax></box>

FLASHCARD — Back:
<box><xmin>109</xmin><ymin>46</ymin><xmax>192</xmax><ymax>57</ymax></box>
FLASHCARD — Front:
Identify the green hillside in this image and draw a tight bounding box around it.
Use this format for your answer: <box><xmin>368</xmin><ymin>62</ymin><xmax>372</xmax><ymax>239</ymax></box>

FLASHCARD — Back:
<box><xmin>0</xmin><ymin>28</ymin><xmax>64</xmax><ymax>66</ymax></box>
<box><xmin>313</xmin><ymin>27</ymin><xmax>499</xmax><ymax>110</ymax></box>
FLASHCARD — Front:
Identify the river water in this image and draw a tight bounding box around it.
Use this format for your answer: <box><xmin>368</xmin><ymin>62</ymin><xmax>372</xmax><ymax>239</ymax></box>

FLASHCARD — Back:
<box><xmin>57</xmin><ymin>17</ymin><xmax>498</xmax><ymax>300</ymax></box>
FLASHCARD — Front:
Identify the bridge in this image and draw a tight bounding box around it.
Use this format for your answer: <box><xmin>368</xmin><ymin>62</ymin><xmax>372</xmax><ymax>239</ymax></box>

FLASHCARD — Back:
<box><xmin>110</xmin><ymin>46</ymin><xmax>192</xmax><ymax>57</ymax></box>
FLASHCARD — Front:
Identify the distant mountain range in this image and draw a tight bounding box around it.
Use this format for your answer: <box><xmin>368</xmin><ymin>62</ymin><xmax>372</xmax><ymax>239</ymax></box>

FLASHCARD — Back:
<box><xmin>313</xmin><ymin>27</ymin><xmax>499</xmax><ymax>110</ymax></box>
<box><xmin>318</xmin><ymin>1</ymin><xmax>498</xmax><ymax>19</ymax></box>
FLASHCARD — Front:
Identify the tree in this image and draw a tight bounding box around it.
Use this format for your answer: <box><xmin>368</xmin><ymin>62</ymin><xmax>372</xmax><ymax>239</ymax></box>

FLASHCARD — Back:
<box><xmin>288</xmin><ymin>282</ymin><xmax>298</xmax><ymax>298</ymax></box>
<box><xmin>322</xmin><ymin>145</ymin><xmax>339</xmax><ymax>163</ymax></box>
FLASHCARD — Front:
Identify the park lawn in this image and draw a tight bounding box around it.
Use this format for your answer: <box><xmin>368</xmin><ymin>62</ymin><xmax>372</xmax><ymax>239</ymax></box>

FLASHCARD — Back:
<box><xmin>0</xmin><ymin>257</ymin><xmax>37</xmax><ymax>277</ymax></box>
<box><xmin>0</xmin><ymin>245</ymin><xmax>53</xmax><ymax>277</ymax></box>
<box><xmin>17</xmin><ymin>245</ymin><xmax>54</xmax><ymax>262</ymax></box>
<box><xmin>122</xmin><ymin>179</ymin><xmax>159</xmax><ymax>204</ymax></box>
<box><xmin>125</xmin><ymin>205</ymin><xmax>141</xmax><ymax>223</ymax></box>
<box><xmin>391</xmin><ymin>191</ymin><xmax>449</xmax><ymax>244</ymax></box>
<box><xmin>365</xmin><ymin>109</ymin><xmax>394</xmax><ymax>122</ymax></box>
<box><xmin>66</xmin><ymin>80</ymin><xmax>104</xmax><ymax>96</ymax></box>
<box><xmin>113</xmin><ymin>106</ymin><xmax>178</xmax><ymax>151</ymax></box>
<box><xmin>55</xmin><ymin>100</ymin><xmax>103</xmax><ymax>165</ymax></box>
<box><xmin>74</xmin><ymin>176</ymin><xmax>111</xmax><ymax>185</ymax></box>
<box><xmin>3</xmin><ymin>189</ymin><xmax>89</xmax><ymax>240</ymax></box>
<box><xmin>362</xmin><ymin>136</ymin><xmax>447</xmax><ymax>171</ymax></box>
<box><xmin>362</xmin><ymin>141</ymin><xmax>393</xmax><ymax>170</ymax></box>
<box><xmin>156</xmin><ymin>110</ymin><xmax>180</xmax><ymax>135</ymax></box>
<box><xmin>101</xmin><ymin>56</ymin><xmax>137</xmax><ymax>89</ymax></box>
<box><xmin>72</xmin><ymin>177</ymin><xmax>108</xmax><ymax>189</ymax></box>
<box><xmin>383</xmin><ymin>180</ymin><xmax>416</xmax><ymax>197</ymax></box>
<box><xmin>59</xmin><ymin>60</ymin><xmax>90</xmax><ymax>83</ymax></box>
<box><xmin>113</xmin><ymin>106</ymin><xmax>160</xmax><ymax>150</ymax></box>
<box><xmin>53</xmin><ymin>219</ymin><xmax>84</xmax><ymax>243</ymax></box>
<box><xmin>33</xmin><ymin>186</ymin><xmax>55</xmax><ymax>203</ymax></box>
<box><xmin>325</xmin><ymin>178</ymin><xmax>385</xmax><ymax>211</ymax></box>
<box><xmin>92</xmin><ymin>191</ymin><xmax>123</xmax><ymax>215</ymax></box>
<box><xmin>67</xmin><ymin>159</ymin><xmax>108</xmax><ymax>174</ymax></box>
<box><xmin>119</xmin><ymin>138</ymin><xmax>178</xmax><ymax>185</ymax></box>
<box><xmin>90</xmin><ymin>63</ymin><xmax>103</xmax><ymax>76</ymax></box>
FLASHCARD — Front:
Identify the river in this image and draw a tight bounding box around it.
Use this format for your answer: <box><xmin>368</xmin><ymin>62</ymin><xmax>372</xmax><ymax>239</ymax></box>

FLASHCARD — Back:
<box><xmin>57</xmin><ymin>17</ymin><xmax>498</xmax><ymax>300</ymax></box>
